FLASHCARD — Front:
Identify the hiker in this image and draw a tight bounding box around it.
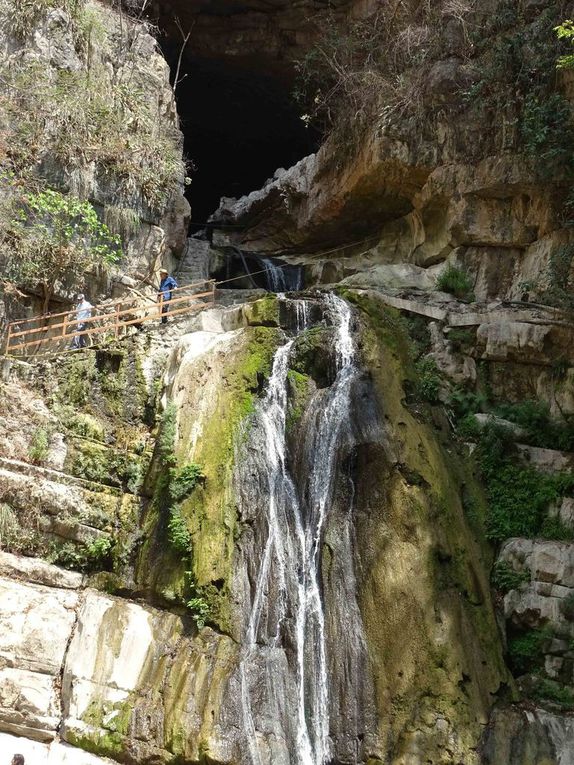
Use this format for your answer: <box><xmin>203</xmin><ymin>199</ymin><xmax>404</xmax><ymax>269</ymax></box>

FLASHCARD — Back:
<box><xmin>158</xmin><ymin>268</ymin><xmax>177</xmax><ymax>324</ymax></box>
<box><xmin>11</xmin><ymin>756</ymin><xmax>25</xmax><ymax>765</ymax></box>
<box><xmin>72</xmin><ymin>293</ymin><xmax>93</xmax><ymax>349</ymax></box>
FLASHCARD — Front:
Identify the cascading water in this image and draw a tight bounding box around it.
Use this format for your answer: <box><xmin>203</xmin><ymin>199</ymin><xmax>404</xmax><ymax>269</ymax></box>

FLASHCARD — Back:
<box><xmin>235</xmin><ymin>293</ymin><xmax>374</xmax><ymax>765</ymax></box>
<box><xmin>261</xmin><ymin>257</ymin><xmax>303</xmax><ymax>293</ymax></box>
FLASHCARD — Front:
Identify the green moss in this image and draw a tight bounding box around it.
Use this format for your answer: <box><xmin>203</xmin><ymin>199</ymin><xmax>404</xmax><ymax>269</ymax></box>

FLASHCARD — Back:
<box><xmin>137</xmin><ymin>326</ymin><xmax>282</xmax><ymax>630</ymax></box>
<box><xmin>67</xmin><ymin>697</ymin><xmax>133</xmax><ymax>758</ymax></box>
<box><xmin>65</xmin><ymin>412</ymin><xmax>105</xmax><ymax>441</ymax></box>
<box><xmin>243</xmin><ymin>295</ymin><xmax>279</xmax><ymax>326</ymax></box>
<box><xmin>56</xmin><ymin>353</ymin><xmax>97</xmax><ymax>406</ymax></box>
<box><xmin>346</xmin><ymin>289</ymin><xmax>510</xmax><ymax>752</ymax></box>
<box><xmin>286</xmin><ymin>369</ymin><xmax>312</xmax><ymax>431</ymax></box>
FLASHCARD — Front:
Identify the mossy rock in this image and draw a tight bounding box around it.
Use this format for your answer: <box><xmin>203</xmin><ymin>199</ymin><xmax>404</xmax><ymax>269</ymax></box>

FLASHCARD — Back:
<box><xmin>290</xmin><ymin>326</ymin><xmax>336</xmax><ymax>388</ymax></box>
<box><xmin>286</xmin><ymin>369</ymin><xmax>314</xmax><ymax>434</ymax></box>
<box><xmin>136</xmin><ymin>325</ymin><xmax>283</xmax><ymax>631</ymax></box>
<box><xmin>242</xmin><ymin>294</ymin><xmax>280</xmax><ymax>327</ymax></box>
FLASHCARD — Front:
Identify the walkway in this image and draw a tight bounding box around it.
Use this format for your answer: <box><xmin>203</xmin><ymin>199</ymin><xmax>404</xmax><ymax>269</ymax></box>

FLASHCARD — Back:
<box><xmin>4</xmin><ymin>279</ymin><xmax>216</xmax><ymax>357</ymax></box>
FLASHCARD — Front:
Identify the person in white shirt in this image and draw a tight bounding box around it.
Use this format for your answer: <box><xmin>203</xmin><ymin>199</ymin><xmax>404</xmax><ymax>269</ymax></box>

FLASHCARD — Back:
<box><xmin>72</xmin><ymin>293</ymin><xmax>93</xmax><ymax>349</ymax></box>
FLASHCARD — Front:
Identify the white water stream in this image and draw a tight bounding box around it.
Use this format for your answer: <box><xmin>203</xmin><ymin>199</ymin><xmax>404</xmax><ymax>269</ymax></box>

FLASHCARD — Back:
<box><xmin>239</xmin><ymin>294</ymin><xmax>357</xmax><ymax>765</ymax></box>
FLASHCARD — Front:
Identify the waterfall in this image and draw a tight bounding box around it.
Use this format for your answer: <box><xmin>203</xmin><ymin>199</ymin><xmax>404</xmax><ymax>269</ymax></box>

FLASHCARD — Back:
<box><xmin>237</xmin><ymin>294</ymin><xmax>367</xmax><ymax>765</ymax></box>
<box><xmin>262</xmin><ymin>258</ymin><xmax>303</xmax><ymax>293</ymax></box>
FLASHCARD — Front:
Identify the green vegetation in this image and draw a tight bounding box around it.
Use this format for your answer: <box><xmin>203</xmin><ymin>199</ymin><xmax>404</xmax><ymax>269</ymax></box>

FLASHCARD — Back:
<box><xmin>0</xmin><ymin>0</ymin><xmax>185</xmax><ymax>304</ymax></box>
<box><xmin>184</xmin><ymin>571</ymin><xmax>211</xmax><ymax>629</ymax></box>
<box><xmin>556</xmin><ymin>20</ymin><xmax>574</xmax><ymax>71</ymax></box>
<box><xmin>28</xmin><ymin>427</ymin><xmax>50</xmax><ymax>464</ymax></box>
<box><xmin>414</xmin><ymin>358</ymin><xmax>441</xmax><ymax>403</ymax></box>
<box><xmin>508</xmin><ymin>627</ymin><xmax>550</xmax><ymax>675</ymax></box>
<box><xmin>491</xmin><ymin>560</ymin><xmax>530</xmax><ymax>593</ymax></box>
<box><xmin>0</xmin><ymin>503</ymin><xmax>19</xmax><ymax>548</ymax></box>
<box><xmin>532</xmin><ymin>678</ymin><xmax>574</xmax><ymax>709</ymax></box>
<box><xmin>447</xmin><ymin>328</ymin><xmax>476</xmax><ymax>353</ymax></box>
<box><xmin>167</xmin><ymin>508</ymin><xmax>192</xmax><ymax>554</ymax></box>
<box><xmin>521</xmin><ymin>92</ymin><xmax>574</xmax><ymax>173</ymax></box>
<box><xmin>48</xmin><ymin>534</ymin><xmax>114</xmax><ymax>573</ymax></box>
<box><xmin>294</xmin><ymin>2</ymin><xmax>473</xmax><ymax>143</ymax></box>
<box><xmin>475</xmin><ymin>424</ymin><xmax>574</xmax><ymax>542</ymax></box>
<box><xmin>494</xmin><ymin>399</ymin><xmax>574</xmax><ymax>451</ymax></box>
<box><xmin>170</xmin><ymin>463</ymin><xmax>204</xmax><ymax>504</ymax></box>
<box><xmin>286</xmin><ymin>369</ymin><xmax>312</xmax><ymax>432</ymax></box>
<box><xmin>3</xmin><ymin>189</ymin><xmax>120</xmax><ymax>312</ymax></box>
<box><xmin>436</xmin><ymin>266</ymin><xmax>474</xmax><ymax>300</ymax></box>
<box><xmin>449</xmin><ymin>387</ymin><xmax>486</xmax><ymax>420</ymax></box>
<box><xmin>0</xmin><ymin>0</ymin><xmax>83</xmax><ymax>40</ymax></box>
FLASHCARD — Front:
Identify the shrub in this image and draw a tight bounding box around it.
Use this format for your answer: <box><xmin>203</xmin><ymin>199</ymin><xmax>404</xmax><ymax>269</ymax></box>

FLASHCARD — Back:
<box><xmin>491</xmin><ymin>561</ymin><xmax>530</xmax><ymax>593</ymax></box>
<box><xmin>167</xmin><ymin>508</ymin><xmax>191</xmax><ymax>554</ymax></box>
<box><xmin>404</xmin><ymin>315</ymin><xmax>431</xmax><ymax>357</ymax></box>
<box><xmin>85</xmin><ymin>535</ymin><xmax>113</xmax><ymax>570</ymax></box>
<box><xmin>476</xmin><ymin>424</ymin><xmax>574</xmax><ymax>542</ymax></box>
<box><xmin>186</xmin><ymin>596</ymin><xmax>210</xmax><ymax>629</ymax></box>
<box><xmin>521</xmin><ymin>93</ymin><xmax>574</xmax><ymax>173</ymax></box>
<box><xmin>450</xmin><ymin>387</ymin><xmax>487</xmax><ymax>419</ymax></box>
<box><xmin>540</xmin><ymin>514</ymin><xmax>574</xmax><ymax>542</ymax></box>
<box><xmin>170</xmin><ymin>463</ymin><xmax>204</xmax><ymax>503</ymax></box>
<box><xmin>4</xmin><ymin>189</ymin><xmax>120</xmax><ymax>313</ymax></box>
<box><xmin>414</xmin><ymin>358</ymin><xmax>441</xmax><ymax>403</ymax></box>
<box><xmin>508</xmin><ymin>628</ymin><xmax>551</xmax><ymax>675</ymax></box>
<box><xmin>538</xmin><ymin>244</ymin><xmax>574</xmax><ymax>313</ymax></box>
<box><xmin>158</xmin><ymin>403</ymin><xmax>177</xmax><ymax>468</ymax></box>
<box><xmin>532</xmin><ymin>678</ymin><xmax>574</xmax><ymax>709</ymax></box>
<box><xmin>494</xmin><ymin>399</ymin><xmax>574</xmax><ymax>451</ymax></box>
<box><xmin>28</xmin><ymin>428</ymin><xmax>50</xmax><ymax>464</ymax></box>
<box><xmin>184</xmin><ymin>571</ymin><xmax>211</xmax><ymax>629</ymax></box>
<box><xmin>0</xmin><ymin>0</ymin><xmax>84</xmax><ymax>40</ymax></box>
<box><xmin>457</xmin><ymin>414</ymin><xmax>482</xmax><ymax>440</ymax></box>
<box><xmin>436</xmin><ymin>266</ymin><xmax>474</xmax><ymax>300</ymax></box>
<box><xmin>48</xmin><ymin>535</ymin><xmax>113</xmax><ymax>572</ymax></box>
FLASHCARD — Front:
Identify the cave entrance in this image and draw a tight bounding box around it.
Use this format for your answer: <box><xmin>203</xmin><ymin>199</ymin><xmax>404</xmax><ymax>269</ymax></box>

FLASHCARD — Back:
<box><xmin>158</xmin><ymin>47</ymin><xmax>321</xmax><ymax>232</ymax></box>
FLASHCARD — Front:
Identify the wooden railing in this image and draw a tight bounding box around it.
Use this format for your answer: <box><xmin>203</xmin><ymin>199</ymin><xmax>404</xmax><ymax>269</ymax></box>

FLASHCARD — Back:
<box><xmin>4</xmin><ymin>279</ymin><xmax>216</xmax><ymax>357</ymax></box>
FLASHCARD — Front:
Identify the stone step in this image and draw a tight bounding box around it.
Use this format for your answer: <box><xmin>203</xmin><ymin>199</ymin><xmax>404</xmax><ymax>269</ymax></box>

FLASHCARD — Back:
<box><xmin>0</xmin><ymin>456</ymin><xmax>125</xmax><ymax>495</ymax></box>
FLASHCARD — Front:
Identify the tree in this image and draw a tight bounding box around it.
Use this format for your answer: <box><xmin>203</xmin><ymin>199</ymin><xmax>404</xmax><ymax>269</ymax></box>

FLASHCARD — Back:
<box><xmin>3</xmin><ymin>188</ymin><xmax>121</xmax><ymax>313</ymax></box>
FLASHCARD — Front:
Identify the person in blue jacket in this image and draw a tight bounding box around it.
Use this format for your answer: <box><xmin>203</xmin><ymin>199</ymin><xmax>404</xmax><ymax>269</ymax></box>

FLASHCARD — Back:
<box><xmin>158</xmin><ymin>268</ymin><xmax>177</xmax><ymax>324</ymax></box>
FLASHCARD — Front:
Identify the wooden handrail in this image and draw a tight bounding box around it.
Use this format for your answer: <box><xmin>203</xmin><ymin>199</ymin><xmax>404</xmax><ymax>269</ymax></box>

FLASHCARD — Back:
<box><xmin>5</xmin><ymin>281</ymin><xmax>216</xmax><ymax>356</ymax></box>
<box><xmin>6</xmin><ymin>279</ymin><xmax>215</xmax><ymax>331</ymax></box>
<box><xmin>7</xmin><ymin>290</ymin><xmax>215</xmax><ymax>341</ymax></box>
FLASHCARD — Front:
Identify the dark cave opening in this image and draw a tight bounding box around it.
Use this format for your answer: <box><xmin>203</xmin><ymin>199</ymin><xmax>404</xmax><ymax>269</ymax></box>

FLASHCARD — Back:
<box><xmin>158</xmin><ymin>47</ymin><xmax>321</xmax><ymax>231</ymax></box>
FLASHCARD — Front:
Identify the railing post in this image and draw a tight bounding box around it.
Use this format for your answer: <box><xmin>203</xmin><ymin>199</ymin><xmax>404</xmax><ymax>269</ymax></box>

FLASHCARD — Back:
<box><xmin>5</xmin><ymin>322</ymin><xmax>12</xmax><ymax>355</ymax></box>
<box><xmin>63</xmin><ymin>313</ymin><xmax>68</xmax><ymax>342</ymax></box>
<box><xmin>158</xmin><ymin>292</ymin><xmax>163</xmax><ymax>320</ymax></box>
<box><xmin>114</xmin><ymin>304</ymin><xmax>120</xmax><ymax>338</ymax></box>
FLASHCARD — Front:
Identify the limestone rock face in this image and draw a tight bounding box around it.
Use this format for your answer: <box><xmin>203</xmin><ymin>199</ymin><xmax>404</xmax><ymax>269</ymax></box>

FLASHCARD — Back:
<box><xmin>0</xmin><ymin>555</ymin><xmax>239</xmax><ymax>764</ymax></box>
<box><xmin>0</xmin><ymin>574</ymin><xmax>78</xmax><ymax>740</ymax></box>
<box><xmin>0</xmin><ymin>0</ymin><xmax>189</xmax><ymax>318</ymax></box>
<box><xmin>499</xmin><ymin>539</ymin><xmax>574</xmax><ymax>638</ymax></box>
<box><xmin>482</xmin><ymin>706</ymin><xmax>574</xmax><ymax>765</ymax></box>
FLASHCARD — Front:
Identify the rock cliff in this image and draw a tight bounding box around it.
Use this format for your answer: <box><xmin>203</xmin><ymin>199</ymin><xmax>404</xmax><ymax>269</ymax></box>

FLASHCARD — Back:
<box><xmin>1</xmin><ymin>0</ymin><xmax>574</xmax><ymax>763</ymax></box>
